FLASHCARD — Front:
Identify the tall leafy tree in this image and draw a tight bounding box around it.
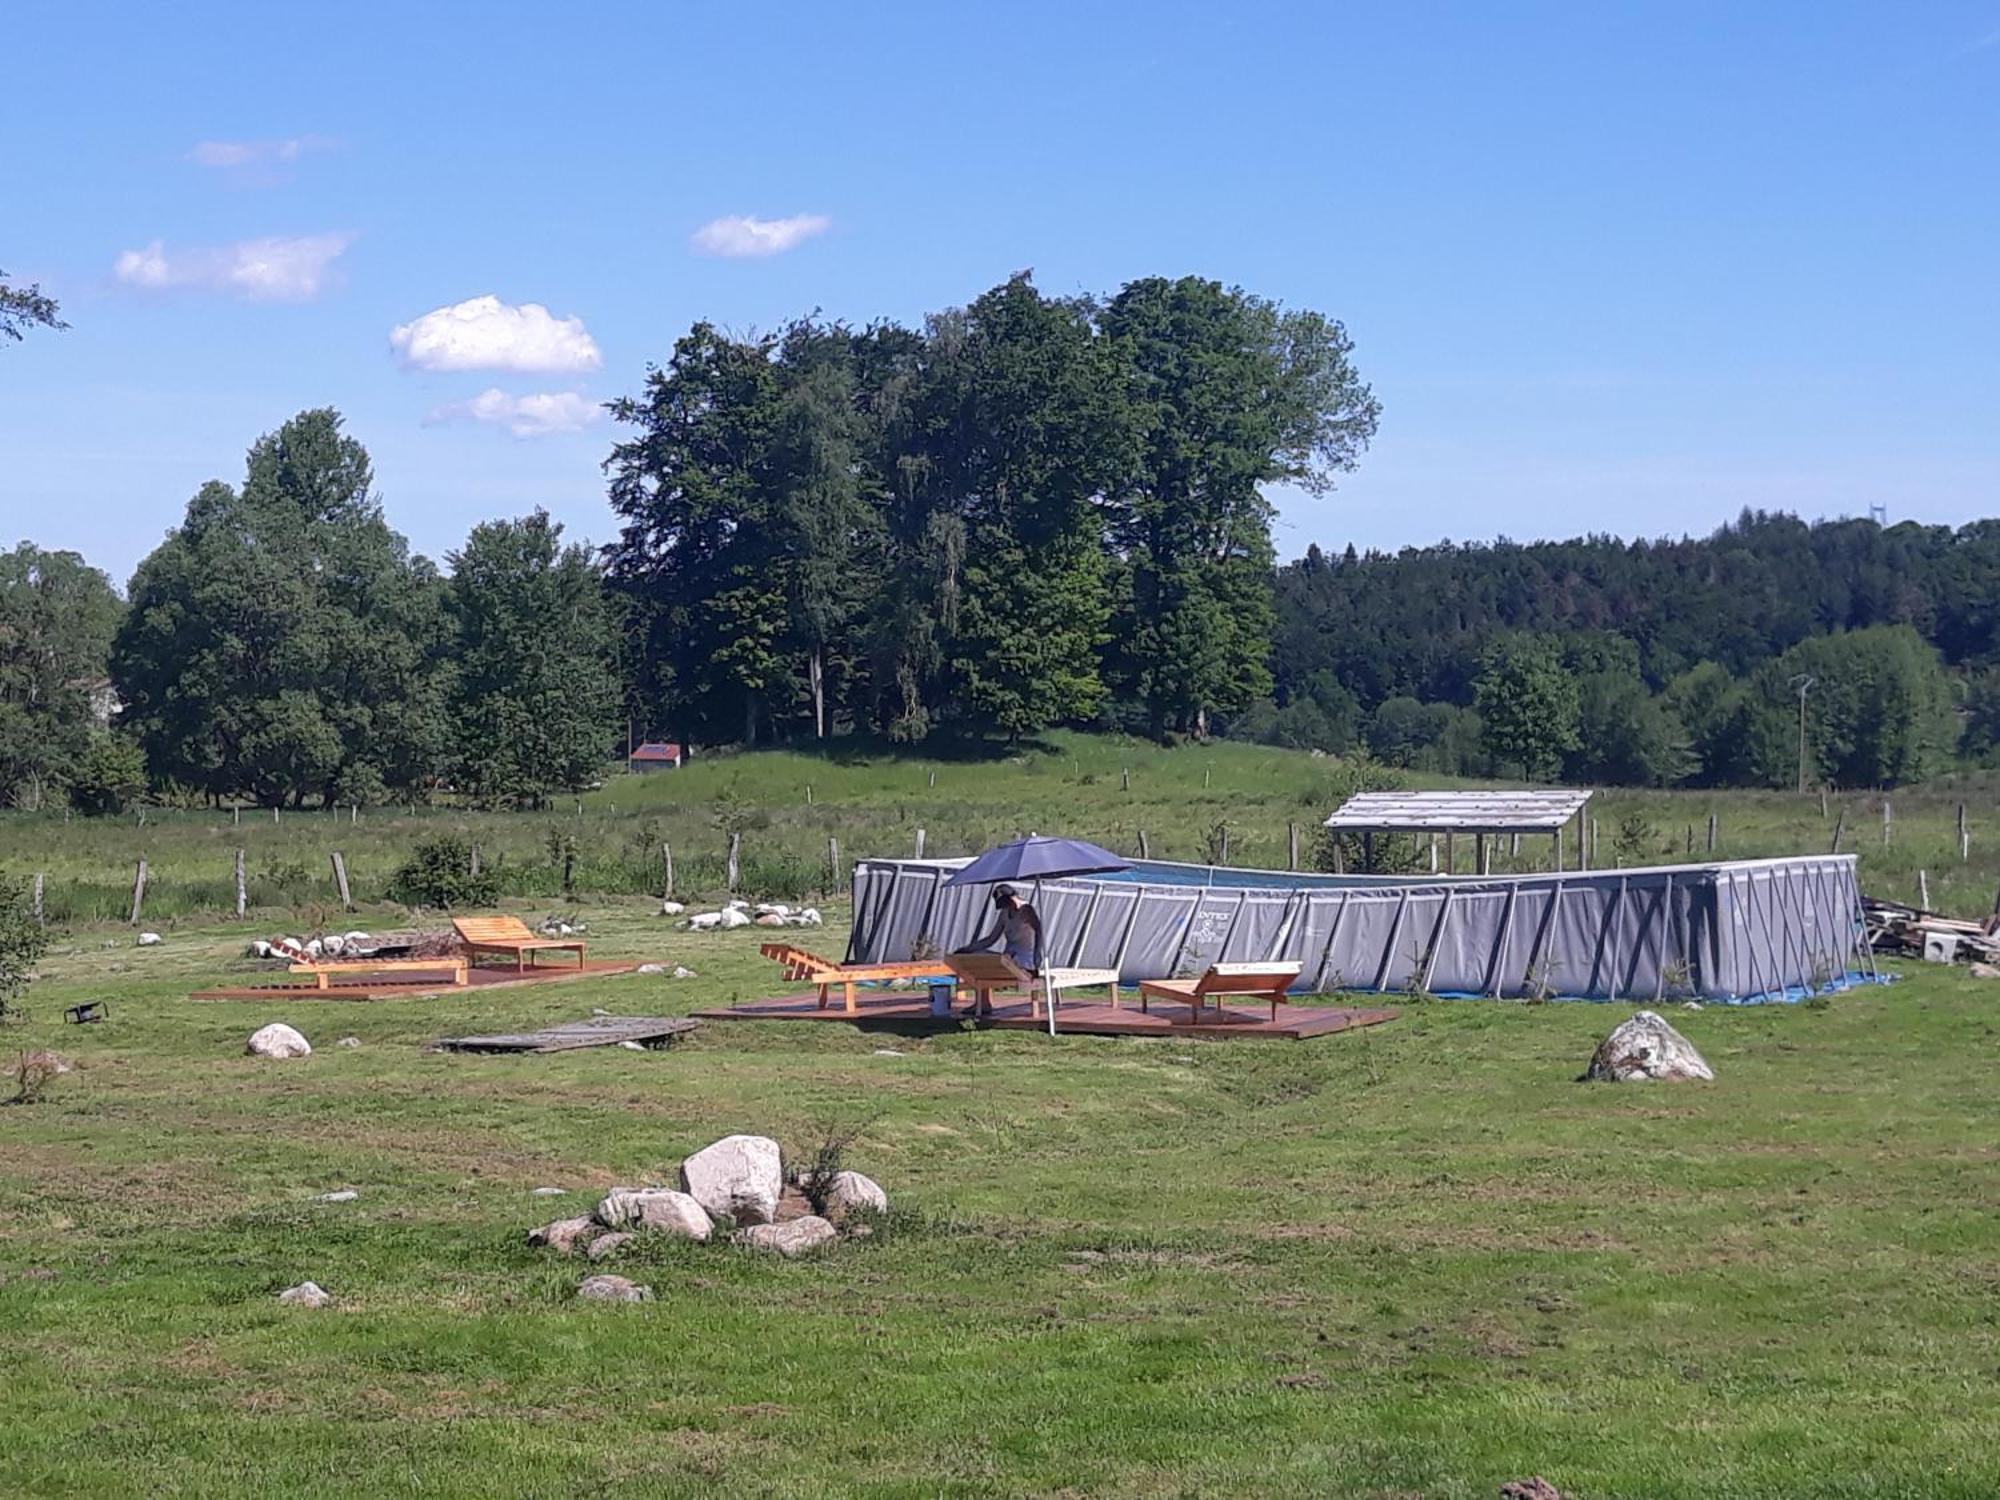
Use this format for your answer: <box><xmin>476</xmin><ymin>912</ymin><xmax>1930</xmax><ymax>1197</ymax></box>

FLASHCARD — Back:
<box><xmin>0</xmin><ymin>543</ymin><xmax>122</xmax><ymax>807</ymax></box>
<box><xmin>605</xmin><ymin>324</ymin><xmax>786</xmax><ymax>746</ymax></box>
<box><xmin>446</xmin><ymin>511</ymin><xmax>620</xmax><ymax>806</ymax></box>
<box><xmin>932</xmin><ymin>275</ymin><xmax>1131</xmax><ymax>739</ymax></box>
<box><xmin>1475</xmin><ymin>633</ymin><xmax>1581</xmax><ymax>780</ymax></box>
<box><xmin>1103</xmin><ymin>277</ymin><xmax>1378</xmax><ymax>737</ymax></box>
<box><xmin>112</xmin><ymin>409</ymin><xmax>448</xmax><ymax>805</ymax></box>
<box><xmin>1745</xmin><ymin>626</ymin><xmax>1957</xmax><ymax>788</ymax></box>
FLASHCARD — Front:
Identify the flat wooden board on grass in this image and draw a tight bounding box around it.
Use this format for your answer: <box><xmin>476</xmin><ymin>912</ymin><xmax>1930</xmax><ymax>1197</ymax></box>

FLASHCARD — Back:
<box><xmin>432</xmin><ymin>1015</ymin><xmax>700</xmax><ymax>1053</ymax></box>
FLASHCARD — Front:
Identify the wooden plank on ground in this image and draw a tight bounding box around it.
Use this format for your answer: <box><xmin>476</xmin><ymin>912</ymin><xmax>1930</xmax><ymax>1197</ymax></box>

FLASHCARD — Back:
<box><xmin>433</xmin><ymin>1015</ymin><xmax>700</xmax><ymax>1054</ymax></box>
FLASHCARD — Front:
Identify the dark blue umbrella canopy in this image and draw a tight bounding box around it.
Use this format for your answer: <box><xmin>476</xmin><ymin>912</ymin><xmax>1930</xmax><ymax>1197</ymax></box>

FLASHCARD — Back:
<box><xmin>943</xmin><ymin>835</ymin><xmax>1131</xmax><ymax>888</ymax></box>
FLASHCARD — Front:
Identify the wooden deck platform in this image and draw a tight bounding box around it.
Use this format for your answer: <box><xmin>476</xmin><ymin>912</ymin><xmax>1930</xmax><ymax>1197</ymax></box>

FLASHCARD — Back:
<box><xmin>694</xmin><ymin>991</ymin><xmax>1399</xmax><ymax>1041</ymax></box>
<box><xmin>189</xmin><ymin>959</ymin><xmax>645</xmax><ymax>1002</ymax></box>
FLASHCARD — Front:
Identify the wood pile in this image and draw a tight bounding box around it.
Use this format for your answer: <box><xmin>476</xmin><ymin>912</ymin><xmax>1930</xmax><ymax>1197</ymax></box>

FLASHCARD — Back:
<box><xmin>1862</xmin><ymin>898</ymin><xmax>2000</xmax><ymax>964</ymax></box>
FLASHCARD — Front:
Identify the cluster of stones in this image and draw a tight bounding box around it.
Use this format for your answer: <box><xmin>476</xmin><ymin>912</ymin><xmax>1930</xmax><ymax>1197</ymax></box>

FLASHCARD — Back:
<box><xmin>528</xmin><ymin>1134</ymin><xmax>888</xmax><ymax>1301</ymax></box>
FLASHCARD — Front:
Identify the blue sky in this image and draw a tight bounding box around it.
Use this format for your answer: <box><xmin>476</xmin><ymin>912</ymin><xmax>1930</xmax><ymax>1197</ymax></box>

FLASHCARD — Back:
<box><xmin>3</xmin><ymin>1</ymin><xmax>1997</xmax><ymax>587</ymax></box>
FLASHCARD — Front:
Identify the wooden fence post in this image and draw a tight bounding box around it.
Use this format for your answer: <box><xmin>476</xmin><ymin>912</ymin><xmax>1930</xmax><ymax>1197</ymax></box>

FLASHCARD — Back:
<box><xmin>31</xmin><ymin>873</ymin><xmax>44</xmax><ymax>927</ymax></box>
<box><xmin>1287</xmin><ymin>822</ymin><xmax>1299</xmax><ymax>871</ymax></box>
<box><xmin>1706</xmin><ymin>813</ymin><xmax>1717</xmax><ymax>854</ymax></box>
<box><xmin>330</xmin><ymin>851</ymin><xmax>353</xmax><ymax>910</ymax></box>
<box><xmin>1445</xmin><ymin>831</ymin><xmax>1455</xmax><ymax>874</ymax></box>
<box><xmin>1958</xmin><ymin>803</ymin><xmax>1969</xmax><ymax>861</ymax></box>
<box><xmin>1137</xmin><ymin>829</ymin><xmax>1150</xmax><ymax>859</ymax></box>
<box><xmin>1819</xmin><ymin>787</ymin><xmax>1828</xmax><ymax>818</ymax></box>
<box><xmin>562</xmin><ymin>851</ymin><xmax>575</xmax><ymax>895</ymax></box>
<box><xmin>233</xmin><ymin>806</ymin><xmax>240</xmax><ymax>826</ymax></box>
<box><xmin>914</xmin><ymin>827</ymin><xmax>926</xmax><ymax>859</ymax></box>
<box><xmin>1121</xmin><ymin>766</ymin><xmax>1130</xmax><ymax>792</ymax></box>
<box><xmin>805</xmin><ymin>783</ymin><xmax>813</xmax><ymax>806</ymax></box>
<box><xmin>662</xmin><ymin>843</ymin><xmax>674</xmax><ymax>901</ymax></box>
<box><xmin>129</xmin><ymin>859</ymin><xmax>148</xmax><ymax>925</ymax></box>
<box><xmin>1477</xmin><ymin>833</ymin><xmax>1490</xmax><ymax>876</ymax></box>
<box><xmin>1830</xmin><ymin>809</ymin><xmax>1846</xmax><ymax>854</ymax></box>
<box><xmin>1204</xmin><ymin>768</ymin><xmax>1211</xmax><ymax>789</ymax></box>
<box><xmin>1217</xmin><ymin>827</ymin><xmax>1230</xmax><ymax>865</ymax></box>
<box><xmin>1882</xmin><ymin>799</ymin><xmax>1893</xmax><ymax>846</ymax></box>
<box><xmin>469</xmin><ymin>844</ymin><xmax>481</xmax><ymax>878</ymax></box>
<box><xmin>928</xmin><ymin>770</ymin><xmax>936</xmax><ymax>789</ymax></box>
<box><xmin>1685</xmin><ymin>824</ymin><xmax>1693</xmax><ymax>855</ymax></box>
<box><xmin>1428</xmin><ymin>834</ymin><xmax>1438</xmax><ymax>873</ymax></box>
<box><xmin>234</xmin><ymin>849</ymin><xmax>247</xmax><ymax>918</ymax></box>
<box><xmin>827</xmin><ymin>836</ymin><xmax>841</xmax><ymax>891</ymax></box>
<box><xmin>1918</xmin><ymin>869</ymin><xmax>1931</xmax><ymax>911</ymax></box>
<box><xmin>727</xmin><ymin>831</ymin><xmax>741</xmax><ymax>891</ymax></box>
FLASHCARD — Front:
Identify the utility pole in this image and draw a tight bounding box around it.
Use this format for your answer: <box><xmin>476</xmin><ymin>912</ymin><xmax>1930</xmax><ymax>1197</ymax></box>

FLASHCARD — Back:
<box><xmin>1790</xmin><ymin>674</ymin><xmax>1817</xmax><ymax>795</ymax></box>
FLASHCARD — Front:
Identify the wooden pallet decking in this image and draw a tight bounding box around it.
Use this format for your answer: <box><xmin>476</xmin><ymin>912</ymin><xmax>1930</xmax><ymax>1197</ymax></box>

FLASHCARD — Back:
<box><xmin>189</xmin><ymin>959</ymin><xmax>645</xmax><ymax>1002</ymax></box>
<box><xmin>433</xmin><ymin>1015</ymin><xmax>700</xmax><ymax>1053</ymax></box>
<box><xmin>695</xmin><ymin>991</ymin><xmax>1399</xmax><ymax>1041</ymax></box>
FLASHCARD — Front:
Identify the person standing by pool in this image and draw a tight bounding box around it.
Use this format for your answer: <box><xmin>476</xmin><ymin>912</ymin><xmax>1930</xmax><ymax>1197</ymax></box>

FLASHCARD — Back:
<box><xmin>955</xmin><ymin>884</ymin><xmax>1043</xmax><ymax>1017</ymax></box>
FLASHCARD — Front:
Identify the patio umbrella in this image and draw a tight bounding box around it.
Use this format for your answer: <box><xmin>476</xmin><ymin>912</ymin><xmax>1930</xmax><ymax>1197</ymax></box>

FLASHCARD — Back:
<box><xmin>942</xmin><ymin>835</ymin><xmax>1130</xmax><ymax>887</ymax></box>
<box><xmin>944</xmin><ymin>836</ymin><xmax>1131</xmax><ymax>1036</ymax></box>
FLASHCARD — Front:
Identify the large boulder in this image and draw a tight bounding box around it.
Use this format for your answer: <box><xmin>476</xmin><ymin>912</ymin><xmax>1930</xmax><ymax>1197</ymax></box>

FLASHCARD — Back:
<box><xmin>734</xmin><ymin>1216</ymin><xmax>837</xmax><ymax>1257</ymax></box>
<box><xmin>576</xmin><ymin>1274</ymin><xmax>652</xmax><ymax>1303</ymax></box>
<box><xmin>823</xmin><ymin>1170</ymin><xmax>889</xmax><ymax>1220</ymax></box>
<box><xmin>1583</xmin><ymin>1010</ymin><xmax>1714</xmax><ymax>1083</ymax></box>
<box><xmin>246</xmin><ymin>1023</ymin><xmax>311</xmax><ymax>1059</ymax></box>
<box><xmin>680</xmin><ymin>1135</ymin><xmax>783</xmax><ymax>1226</ymax></box>
<box><xmin>527</xmin><ymin>1216</ymin><xmax>605</xmax><ymax>1255</ymax></box>
<box><xmin>595</xmin><ymin>1187</ymin><xmax>714</xmax><ymax>1241</ymax></box>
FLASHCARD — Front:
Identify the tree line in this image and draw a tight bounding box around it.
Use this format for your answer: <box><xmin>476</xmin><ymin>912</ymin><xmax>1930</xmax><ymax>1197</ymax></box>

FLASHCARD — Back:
<box><xmin>5</xmin><ymin>266</ymin><xmax>1995</xmax><ymax>810</ymax></box>
<box><xmin>1255</xmin><ymin>513</ymin><xmax>1985</xmax><ymax>788</ymax></box>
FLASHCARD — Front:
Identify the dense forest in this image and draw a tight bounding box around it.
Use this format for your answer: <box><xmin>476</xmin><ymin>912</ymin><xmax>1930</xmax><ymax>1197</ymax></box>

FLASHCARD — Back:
<box><xmin>2</xmin><ymin>268</ymin><xmax>1993</xmax><ymax>811</ymax></box>
<box><xmin>1255</xmin><ymin>515</ymin><xmax>1985</xmax><ymax>788</ymax></box>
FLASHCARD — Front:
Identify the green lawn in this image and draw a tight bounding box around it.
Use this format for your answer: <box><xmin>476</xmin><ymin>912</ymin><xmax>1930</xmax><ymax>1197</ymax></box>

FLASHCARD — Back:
<box><xmin>2</xmin><ymin>901</ymin><xmax>1995</xmax><ymax>1497</ymax></box>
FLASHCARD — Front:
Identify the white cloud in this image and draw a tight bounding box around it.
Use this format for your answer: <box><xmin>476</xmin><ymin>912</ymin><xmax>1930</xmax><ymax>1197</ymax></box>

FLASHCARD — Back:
<box><xmin>390</xmin><ymin>295</ymin><xmax>602</xmax><ymax>374</ymax></box>
<box><xmin>690</xmin><ymin>213</ymin><xmax>832</xmax><ymax>258</ymax></box>
<box><xmin>187</xmin><ymin>135</ymin><xmax>337</xmax><ymax>168</ymax></box>
<box><xmin>112</xmin><ymin>233</ymin><xmax>354</xmax><ymax>300</ymax></box>
<box><xmin>425</xmin><ymin>388</ymin><xmax>603</xmax><ymax>438</ymax></box>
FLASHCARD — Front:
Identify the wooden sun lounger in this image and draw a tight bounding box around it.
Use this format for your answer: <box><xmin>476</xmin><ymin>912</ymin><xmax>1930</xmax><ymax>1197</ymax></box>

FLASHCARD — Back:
<box><xmin>452</xmin><ymin>915</ymin><xmax>586</xmax><ymax>972</ymax></box>
<box><xmin>288</xmin><ymin>956</ymin><xmax>469</xmax><ymax>990</ymax></box>
<box><xmin>758</xmin><ymin>942</ymin><xmax>950</xmax><ymax>1014</ymax></box>
<box><xmin>943</xmin><ymin>954</ymin><xmax>1122</xmax><ymax>1020</ymax></box>
<box><xmin>1138</xmin><ymin>961</ymin><xmax>1305</xmax><ymax>1025</ymax></box>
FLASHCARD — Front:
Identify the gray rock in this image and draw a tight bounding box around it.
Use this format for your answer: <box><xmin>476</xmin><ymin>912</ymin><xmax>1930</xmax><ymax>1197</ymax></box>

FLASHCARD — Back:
<box><xmin>313</xmin><ymin>1189</ymin><xmax>358</xmax><ymax>1203</ymax></box>
<box><xmin>672</xmin><ymin>966</ymin><xmax>696</xmax><ymax>979</ymax></box>
<box><xmin>137</xmin><ymin>931</ymin><xmax>162</xmax><ymax>946</ymax></box>
<box><xmin>680</xmin><ymin>1134</ymin><xmax>783</xmax><ymax>1226</ymax></box>
<box><xmin>636</xmin><ymin>963</ymin><xmax>667</xmax><ymax>975</ymax></box>
<box><xmin>277</xmin><ymin>1281</ymin><xmax>331</xmax><ymax>1307</ymax></box>
<box><xmin>872</xmin><ymin>1048</ymin><xmax>905</xmax><ymax>1057</ymax></box>
<box><xmin>619</xmin><ymin>1040</ymin><xmax>646</xmax><ymax>1051</ymax></box>
<box><xmin>733</xmin><ymin>1216</ymin><xmax>837</xmax><ymax>1257</ymax></box>
<box><xmin>576</xmin><ymin>1274</ymin><xmax>652</xmax><ymax>1302</ymax></box>
<box><xmin>337</xmin><ymin>1036</ymin><xmax>361</xmax><ymax>1049</ymax></box>
<box><xmin>824</xmin><ymin>1170</ymin><xmax>888</xmax><ymax>1219</ymax></box>
<box><xmin>1583</xmin><ymin>1010</ymin><xmax>1715</xmax><ymax>1083</ymax></box>
<box><xmin>595</xmin><ymin>1187</ymin><xmax>713</xmax><ymax>1241</ymax></box>
<box><xmin>530</xmin><ymin>1186</ymin><xmax>569</xmax><ymax>1197</ymax></box>
<box><xmin>527</xmin><ymin>1215</ymin><xmax>604</xmax><ymax>1255</ymax></box>
<box><xmin>246</xmin><ymin>1023</ymin><xmax>311</xmax><ymax>1059</ymax></box>
<box><xmin>585</xmin><ymin>1232</ymin><xmax>634</xmax><ymax>1260</ymax></box>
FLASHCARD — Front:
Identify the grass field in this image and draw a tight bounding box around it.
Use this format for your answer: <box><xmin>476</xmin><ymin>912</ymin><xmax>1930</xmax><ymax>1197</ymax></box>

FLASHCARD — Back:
<box><xmin>1</xmin><ymin>897</ymin><xmax>1997</xmax><ymax>1497</ymax></box>
<box><xmin>5</xmin><ymin>731</ymin><xmax>1999</xmax><ymax>922</ymax></box>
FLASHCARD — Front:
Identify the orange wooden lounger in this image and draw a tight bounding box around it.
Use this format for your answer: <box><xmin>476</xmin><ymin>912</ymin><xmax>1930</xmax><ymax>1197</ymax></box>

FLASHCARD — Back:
<box><xmin>1138</xmin><ymin>961</ymin><xmax>1305</xmax><ymax>1024</ymax></box>
<box><xmin>758</xmin><ymin>942</ymin><xmax>950</xmax><ymax>1014</ymax></box>
<box><xmin>288</xmin><ymin>956</ymin><xmax>469</xmax><ymax>989</ymax></box>
<box><xmin>452</xmin><ymin>915</ymin><xmax>586</xmax><ymax>972</ymax></box>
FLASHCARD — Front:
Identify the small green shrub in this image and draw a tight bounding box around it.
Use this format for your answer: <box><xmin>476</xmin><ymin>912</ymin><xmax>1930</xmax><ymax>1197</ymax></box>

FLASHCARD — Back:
<box><xmin>0</xmin><ymin>873</ymin><xmax>50</xmax><ymax>1021</ymax></box>
<box><xmin>389</xmin><ymin>834</ymin><xmax>499</xmax><ymax>908</ymax></box>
